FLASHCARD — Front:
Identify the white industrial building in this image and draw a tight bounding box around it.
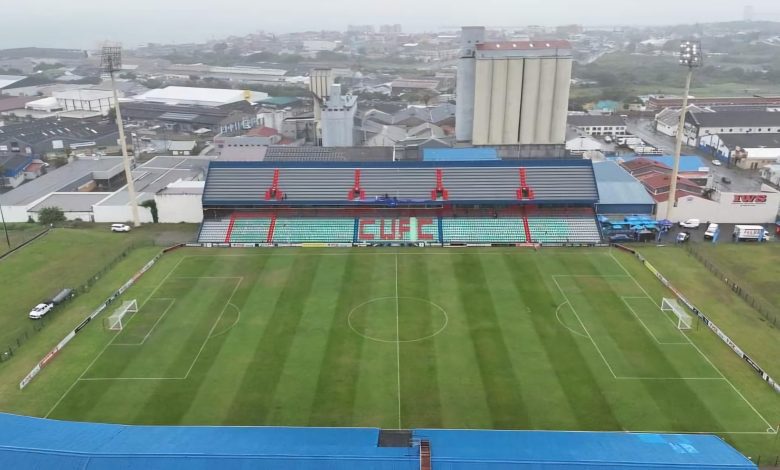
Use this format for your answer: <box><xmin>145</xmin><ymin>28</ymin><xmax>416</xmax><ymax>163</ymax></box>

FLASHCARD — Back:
<box><xmin>456</xmin><ymin>26</ymin><xmax>572</xmax><ymax>146</ymax></box>
<box><xmin>683</xmin><ymin>111</ymin><xmax>780</xmax><ymax>147</ymax></box>
<box><xmin>320</xmin><ymin>84</ymin><xmax>356</xmax><ymax>147</ymax></box>
<box><xmin>567</xmin><ymin>114</ymin><xmax>627</xmax><ymax>137</ymax></box>
<box><xmin>699</xmin><ymin>133</ymin><xmax>780</xmax><ymax>170</ymax></box>
<box><xmin>657</xmin><ymin>185</ymin><xmax>780</xmax><ymax>224</ymax></box>
<box><xmin>131</xmin><ymin>87</ymin><xmax>267</xmax><ymax>107</ymax></box>
<box><xmin>53</xmin><ymin>89</ymin><xmax>115</xmax><ymax>116</ymax></box>
<box><xmin>0</xmin><ymin>156</ymin><xmax>208</xmax><ymax>224</ymax></box>
<box><xmin>653</xmin><ymin>105</ymin><xmax>709</xmax><ymax>137</ymax></box>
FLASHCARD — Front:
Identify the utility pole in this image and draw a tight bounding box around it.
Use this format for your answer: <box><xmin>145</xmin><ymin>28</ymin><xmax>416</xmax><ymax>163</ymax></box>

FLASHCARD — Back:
<box><xmin>102</xmin><ymin>45</ymin><xmax>141</xmax><ymax>227</ymax></box>
<box><xmin>666</xmin><ymin>40</ymin><xmax>702</xmax><ymax>221</ymax></box>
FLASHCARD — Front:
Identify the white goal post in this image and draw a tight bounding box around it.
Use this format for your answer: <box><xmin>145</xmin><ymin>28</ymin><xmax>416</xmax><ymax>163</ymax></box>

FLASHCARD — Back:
<box><xmin>104</xmin><ymin>300</ymin><xmax>138</xmax><ymax>331</ymax></box>
<box><xmin>661</xmin><ymin>298</ymin><xmax>693</xmax><ymax>330</ymax></box>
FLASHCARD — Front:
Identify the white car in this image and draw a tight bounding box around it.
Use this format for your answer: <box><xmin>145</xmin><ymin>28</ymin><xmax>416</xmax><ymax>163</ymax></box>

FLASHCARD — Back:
<box><xmin>679</xmin><ymin>218</ymin><xmax>700</xmax><ymax>229</ymax></box>
<box><xmin>29</xmin><ymin>303</ymin><xmax>54</xmax><ymax>319</ymax></box>
<box><xmin>111</xmin><ymin>224</ymin><xmax>131</xmax><ymax>232</ymax></box>
<box><xmin>712</xmin><ymin>160</ymin><xmax>722</xmax><ymax>166</ymax></box>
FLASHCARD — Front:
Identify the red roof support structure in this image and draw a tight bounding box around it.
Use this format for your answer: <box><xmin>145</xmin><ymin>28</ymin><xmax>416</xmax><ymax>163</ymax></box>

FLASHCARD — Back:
<box><xmin>265</xmin><ymin>169</ymin><xmax>285</xmax><ymax>201</ymax></box>
<box><xmin>517</xmin><ymin>168</ymin><xmax>535</xmax><ymax>200</ymax></box>
<box><xmin>431</xmin><ymin>168</ymin><xmax>449</xmax><ymax>200</ymax></box>
<box><xmin>223</xmin><ymin>213</ymin><xmax>237</xmax><ymax>243</ymax></box>
<box><xmin>348</xmin><ymin>169</ymin><xmax>365</xmax><ymax>200</ymax></box>
<box><xmin>419</xmin><ymin>440</ymin><xmax>431</xmax><ymax>470</ymax></box>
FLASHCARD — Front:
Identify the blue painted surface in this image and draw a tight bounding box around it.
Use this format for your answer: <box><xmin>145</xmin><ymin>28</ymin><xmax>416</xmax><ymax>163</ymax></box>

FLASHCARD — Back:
<box><xmin>0</xmin><ymin>413</ymin><xmax>756</xmax><ymax>469</ymax></box>
<box><xmin>418</xmin><ymin>429</ymin><xmax>756</xmax><ymax>469</ymax></box>
<box><xmin>423</xmin><ymin>148</ymin><xmax>498</xmax><ymax>161</ymax></box>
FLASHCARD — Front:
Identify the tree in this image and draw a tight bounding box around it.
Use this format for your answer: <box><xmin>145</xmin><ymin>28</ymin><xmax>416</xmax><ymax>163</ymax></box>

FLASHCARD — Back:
<box><xmin>140</xmin><ymin>200</ymin><xmax>158</xmax><ymax>223</ymax></box>
<box><xmin>38</xmin><ymin>207</ymin><xmax>66</xmax><ymax>226</ymax></box>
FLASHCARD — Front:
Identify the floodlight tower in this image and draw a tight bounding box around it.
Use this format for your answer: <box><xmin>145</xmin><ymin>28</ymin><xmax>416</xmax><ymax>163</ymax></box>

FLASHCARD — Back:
<box><xmin>101</xmin><ymin>44</ymin><xmax>140</xmax><ymax>227</ymax></box>
<box><xmin>666</xmin><ymin>40</ymin><xmax>702</xmax><ymax>220</ymax></box>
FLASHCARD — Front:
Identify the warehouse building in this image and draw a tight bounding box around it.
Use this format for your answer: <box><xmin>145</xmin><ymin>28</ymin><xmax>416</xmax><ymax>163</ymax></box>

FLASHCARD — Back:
<box><xmin>567</xmin><ymin>114</ymin><xmax>626</xmax><ymax>137</ymax></box>
<box><xmin>131</xmin><ymin>87</ymin><xmax>267</xmax><ymax>107</ymax></box>
<box><xmin>684</xmin><ymin>111</ymin><xmax>780</xmax><ymax>147</ymax></box>
<box><xmin>699</xmin><ymin>133</ymin><xmax>780</xmax><ymax>170</ymax></box>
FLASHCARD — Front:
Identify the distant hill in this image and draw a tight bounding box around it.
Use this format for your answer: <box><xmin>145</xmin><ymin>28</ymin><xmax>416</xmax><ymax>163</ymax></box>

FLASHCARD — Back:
<box><xmin>0</xmin><ymin>48</ymin><xmax>87</xmax><ymax>60</ymax></box>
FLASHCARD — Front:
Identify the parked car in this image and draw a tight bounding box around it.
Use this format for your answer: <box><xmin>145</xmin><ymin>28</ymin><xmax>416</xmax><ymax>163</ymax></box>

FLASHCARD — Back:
<box><xmin>721</xmin><ymin>176</ymin><xmax>732</xmax><ymax>184</ymax></box>
<box><xmin>704</xmin><ymin>223</ymin><xmax>719</xmax><ymax>240</ymax></box>
<box><xmin>608</xmin><ymin>233</ymin><xmax>633</xmax><ymax>243</ymax></box>
<box><xmin>29</xmin><ymin>302</ymin><xmax>54</xmax><ymax>319</ymax></box>
<box><xmin>712</xmin><ymin>159</ymin><xmax>722</xmax><ymax>166</ymax></box>
<box><xmin>676</xmin><ymin>232</ymin><xmax>691</xmax><ymax>243</ymax></box>
<box><xmin>679</xmin><ymin>219</ymin><xmax>700</xmax><ymax>229</ymax></box>
<box><xmin>111</xmin><ymin>223</ymin><xmax>131</xmax><ymax>232</ymax></box>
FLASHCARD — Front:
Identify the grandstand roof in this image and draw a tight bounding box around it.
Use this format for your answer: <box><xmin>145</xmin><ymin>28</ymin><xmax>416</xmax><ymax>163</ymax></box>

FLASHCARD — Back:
<box><xmin>0</xmin><ymin>413</ymin><xmax>755</xmax><ymax>469</ymax></box>
<box><xmin>593</xmin><ymin>161</ymin><xmax>655</xmax><ymax>206</ymax></box>
<box><xmin>202</xmin><ymin>160</ymin><xmax>599</xmax><ymax>207</ymax></box>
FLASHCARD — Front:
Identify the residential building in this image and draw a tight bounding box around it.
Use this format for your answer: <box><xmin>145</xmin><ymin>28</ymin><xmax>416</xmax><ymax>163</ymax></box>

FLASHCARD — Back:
<box><xmin>567</xmin><ymin>114</ymin><xmax>626</xmax><ymax>137</ymax></box>
<box><xmin>456</xmin><ymin>26</ymin><xmax>572</xmax><ymax>146</ymax></box>
<box><xmin>684</xmin><ymin>111</ymin><xmax>780</xmax><ymax>147</ymax></box>
<box><xmin>700</xmin><ymin>133</ymin><xmax>780</xmax><ymax>170</ymax></box>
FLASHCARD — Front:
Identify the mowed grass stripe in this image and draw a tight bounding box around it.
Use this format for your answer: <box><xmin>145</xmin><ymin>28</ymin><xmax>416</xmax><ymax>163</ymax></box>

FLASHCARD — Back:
<box><xmin>505</xmin><ymin>254</ymin><xmax>623</xmax><ymax>430</ymax></box>
<box><xmin>307</xmin><ymin>253</ymin><xmax>376</xmax><ymax>426</ymax></box>
<box><xmin>425</xmin><ymin>253</ymin><xmax>492</xmax><ymax>427</ymax></box>
<box><xmin>224</xmin><ymin>254</ymin><xmax>322</xmax><ymax>424</ymax></box>
<box><xmin>452</xmin><ymin>253</ymin><xmax>528</xmax><ymax>429</ymax></box>
<box><xmin>479</xmin><ymin>254</ymin><xmax>578</xmax><ymax>429</ymax></box>
<box><xmin>397</xmin><ymin>254</ymin><xmax>443</xmax><ymax>428</ymax></box>
<box><xmin>264</xmin><ymin>254</ymin><xmax>349</xmax><ymax>425</ymax></box>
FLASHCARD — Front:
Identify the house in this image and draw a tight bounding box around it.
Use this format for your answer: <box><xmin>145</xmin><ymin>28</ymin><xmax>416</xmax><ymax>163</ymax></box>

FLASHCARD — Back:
<box><xmin>167</xmin><ymin>141</ymin><xmax>197</xmax><ymax>156</ymax></box>
<box><xmin>699</xmin><ymin>133</ymin><xmax>780</xmax><ymax>170</ymax></box>
<box><xmin>594</xmin><ymin>100</ymin><xmax>619</xmax><ymax>113</ymax></box>
<box><xmin>684</xmin><ymin>111</ymin><xmax>780</xmax><ymax>147</ymax></box>
<box><xmin>0</xmin><ymin>153</ymin><xmax>34</xmax><ymax>188</ymax></box>
<box><xmin>567</xmin><ymin>114</ymin><xmax>626</xmax><ymax>137</ymax></box>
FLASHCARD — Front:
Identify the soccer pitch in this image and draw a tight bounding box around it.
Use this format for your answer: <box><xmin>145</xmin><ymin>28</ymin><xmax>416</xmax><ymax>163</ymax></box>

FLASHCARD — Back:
<box><xmin>42</xmin><ymin>248</ymin><xmax>776</xmax><ymax>438</ymax></box>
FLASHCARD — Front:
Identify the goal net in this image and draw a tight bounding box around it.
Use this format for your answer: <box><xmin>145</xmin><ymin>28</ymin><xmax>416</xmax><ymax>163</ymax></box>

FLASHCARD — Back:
<box><xmin>104</xmin><ymin>300</ymin><xmax>138</xmax><ymax>331</ymax></box>
<box><xmin>661</xmin><ymin>298</ymin><xmax>693</xmax><ymax>330</ymax></box>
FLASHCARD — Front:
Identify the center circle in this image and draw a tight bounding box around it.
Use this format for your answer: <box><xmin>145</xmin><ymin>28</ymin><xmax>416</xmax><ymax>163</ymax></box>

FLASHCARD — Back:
<box><xmin>348</xmin><ymin>297</ymin><xmax>448</xmax><ymax>343</ymax></box>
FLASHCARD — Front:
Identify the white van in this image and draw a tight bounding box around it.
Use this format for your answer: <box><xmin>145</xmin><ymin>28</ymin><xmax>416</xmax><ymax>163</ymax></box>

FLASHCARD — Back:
<box><xmin>703</xmin><ymin>223</ymin><xmax>719</xmax><ymax>240</ymax></box>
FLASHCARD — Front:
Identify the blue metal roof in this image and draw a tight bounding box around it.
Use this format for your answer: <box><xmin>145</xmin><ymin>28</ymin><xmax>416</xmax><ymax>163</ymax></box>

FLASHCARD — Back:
<box><xmin>419</xmin><ymin>429</ymin><xmax>755</xmax><ymax>469</ymax></box>
<box><xmin>593</xmin><ymin>161</ymin><xmax>655</xmax><ymax>207</ymax></box>
<box><xmin>0</xmin><ymin>413</ymin><xmax>756</xmax><ymax>469</ymax></box>
<box><xmin>423</xmin><ymin>148</ymin><xmax>498</xmax><ymax>162</ymax></box>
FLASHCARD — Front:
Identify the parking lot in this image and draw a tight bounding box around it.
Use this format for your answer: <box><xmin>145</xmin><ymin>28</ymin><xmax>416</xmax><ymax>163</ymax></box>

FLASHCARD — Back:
<box><xmin>657</xmin><ymin>222</ymin><xmax>777</xmax><ymax>245</ymax></box>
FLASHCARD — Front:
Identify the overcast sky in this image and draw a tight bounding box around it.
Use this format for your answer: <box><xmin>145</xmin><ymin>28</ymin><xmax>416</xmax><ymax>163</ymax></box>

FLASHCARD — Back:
<box><xmin>1</xmin><ymin>1</ymin><xmax>777</xmax><ymax>49</ymax></box>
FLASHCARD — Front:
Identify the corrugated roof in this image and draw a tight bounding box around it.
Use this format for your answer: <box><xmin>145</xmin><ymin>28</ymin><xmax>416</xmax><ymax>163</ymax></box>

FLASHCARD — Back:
<box><xmin>688</xmin><ymin>110</ymin><xmax>780</xmax><ymax>128</ymax></box>
<box><xmin>0</xmin><ymin>413</ymin><xmax>755</xmax><ymax>469</ymax></box>
<box><xmin>717</xmin><ymin>133</ymin><xmax>780</xmax><ymax>149</ymax></box>
<box><xmin>28</xmin><ymin>192</ymin><xmax>111</xmax><ymax>213</ymax></box>
<box><xmin>593</xmin><ymin>161</ymin><xmax>655</xmax><ymax>206</ymax></box>
<box><xmin>423</xmin><ymin>148</ymin><xmax>497</xmax><ymax>162</ymax></box>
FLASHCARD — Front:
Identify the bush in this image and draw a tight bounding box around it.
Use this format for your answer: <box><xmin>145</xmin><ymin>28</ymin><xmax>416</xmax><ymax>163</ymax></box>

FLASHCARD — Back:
<box><xmin>37</xmin><ymin>207</ymin><xmax>66</xmax><ymax>226</ymax></box>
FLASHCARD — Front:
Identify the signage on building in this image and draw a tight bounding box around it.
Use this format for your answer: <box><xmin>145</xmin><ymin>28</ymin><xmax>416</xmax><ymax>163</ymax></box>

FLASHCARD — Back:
<box><xmin>732</xmin><ymin>194</ymin><xmax>768</xmax><ymax>205</ymax></box>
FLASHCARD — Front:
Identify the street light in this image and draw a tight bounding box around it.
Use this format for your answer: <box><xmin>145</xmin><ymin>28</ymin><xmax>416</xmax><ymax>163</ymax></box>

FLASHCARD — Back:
<box><xmin>101</xmin><ymin>44</ymin><xmax>141</xmax><ymax>227</ymax></box>
<box><xmin>666</xmin><ymin>40</ymin><xmax>702</xmax><ymax>220</ymax></box>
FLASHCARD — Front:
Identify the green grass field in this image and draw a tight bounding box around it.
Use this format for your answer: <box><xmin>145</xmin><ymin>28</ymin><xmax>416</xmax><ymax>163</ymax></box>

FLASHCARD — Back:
<box><xmin>0</xmin><ymin>237</ymin><xmax>778</xmax><ymax>459</ymax></box>
<box><xmin>2</xmin><ymin>247</ymin><xmax>774</xmax><ymax>458</ymax></box>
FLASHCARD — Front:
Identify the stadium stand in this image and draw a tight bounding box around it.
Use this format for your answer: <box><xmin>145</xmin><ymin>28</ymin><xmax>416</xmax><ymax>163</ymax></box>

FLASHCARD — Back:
<box><xmin>199</xmin><ymin>160</ymin><xmax>603</xmax><ymax>246</ymax></box>
<box><xmin>0</xmin><ymin>413</ymin><xmax>757</xmax><ymax>469</ymax></box>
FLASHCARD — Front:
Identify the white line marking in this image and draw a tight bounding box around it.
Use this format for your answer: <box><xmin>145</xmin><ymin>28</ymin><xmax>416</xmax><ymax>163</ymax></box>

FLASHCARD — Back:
<box><xmin>45</xmin><ymin>255</ymin><xmax>188</xmax><ymax>418</ymax></box>
<box><xmin>551</xmin><ymin>275</ymin><xmax>617</xmax><ymax>379</ymax></box>
<box><xmin>394</xmin><ymin>253</ymin><xmax>402</xmax><ymax>429</ymax></box>
<box><xmin>208</xmin><ymin>303</ymin><xmax>242</xmax><ymax>339</ymax></box>
<box><xmin>554</xmin><ymin>301</ymin><xmax>588</xmax><ymax>338</ymax></box>
<box><xmin>112</xmin><ymin>298</ymin><xmax>176</xmax><ymax>346</ymax></box>
<box><xmin>620</xmin><ymin>297</ymin><xmax>689</xmax><ymax>345</ymax></box>
<box><xmin>609</xmin><ymin>249</ymin><xmax>776</xmax><ymax>432</ymax></box>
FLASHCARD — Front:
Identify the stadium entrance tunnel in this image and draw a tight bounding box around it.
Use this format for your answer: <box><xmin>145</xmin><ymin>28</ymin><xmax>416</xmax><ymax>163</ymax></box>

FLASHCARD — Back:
<box><xmin>348</xmin><ymin>297</ymin><xmax>448</xmax><ymax>343</ymax></box>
